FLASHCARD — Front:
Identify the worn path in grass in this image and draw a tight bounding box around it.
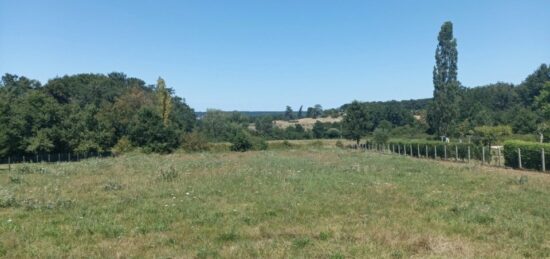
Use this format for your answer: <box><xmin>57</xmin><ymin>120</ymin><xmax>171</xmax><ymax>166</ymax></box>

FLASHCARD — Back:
<box><xmin>1</xmin><ymin>148</ymin><xmax>549</xmax><ymax>258</ymax></box>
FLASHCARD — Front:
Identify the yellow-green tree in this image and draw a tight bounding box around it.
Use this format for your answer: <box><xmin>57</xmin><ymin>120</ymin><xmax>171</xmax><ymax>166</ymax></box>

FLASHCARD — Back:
<box><xmin>156</xmin><ymin>77</ymin><xmax>172</xmax><ymax>126</ymax></box>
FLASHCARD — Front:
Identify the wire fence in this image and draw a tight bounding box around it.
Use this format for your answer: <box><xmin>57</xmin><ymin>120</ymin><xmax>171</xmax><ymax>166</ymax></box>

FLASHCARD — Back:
<box><xmin>0</xmin><ymin>151</ymin><xmax>114</xmax><ymax>170</ymax></box>
<box><xmin>349</xmin><ymin>142</ymin><xmax>548</xmax><ymax>174</ymax></box>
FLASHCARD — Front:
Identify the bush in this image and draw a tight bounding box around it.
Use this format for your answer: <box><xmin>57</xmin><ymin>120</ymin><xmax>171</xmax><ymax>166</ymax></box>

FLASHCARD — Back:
<box><xmin>112</xmin><ymin>136</ymin><xmax>134</xmax><ymax>155</ymax></box>
<box><xmin>181</xmin><ymin>131</ymin><xmax>210</xmax><ymax>152</ymax></box>
<box><xmin>384</xmin><ymin>139</ymin><xmax>491</xmax><ymax>161</ymax></box>
<box><xmin>325</xmin><ymin>128</ymin><xmax>341</xmax><ymax>139</ymax></box>
<box><xmin>503</xmin><ymin>140</ymin><xmax>550</xmax><ymax>171</ymax></box>
<box><xmin>230</xmin><ymin>130</ymin><xmax>253</xmax><ymax>152</ymax></box>
<box><xmin>251</xmin><ymin>136</ymin><xmax>268</xmax><ymax>151</ymax></box>
<box><xmin>335</xmin><ymin>140</ymin><xmax>344</xmax><ymax>148</ymax></box>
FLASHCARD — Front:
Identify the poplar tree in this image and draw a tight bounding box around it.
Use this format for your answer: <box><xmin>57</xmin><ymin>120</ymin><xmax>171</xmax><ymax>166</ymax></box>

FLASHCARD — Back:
<box><xmin>156</xmin><ymin>77</ymin><xmax>172</xmax><ymax>127</ymax></box>
<box><xmin>428</xmin><ymin>21</ymin><xmax>460</xmax><ymax>137</ymax></box>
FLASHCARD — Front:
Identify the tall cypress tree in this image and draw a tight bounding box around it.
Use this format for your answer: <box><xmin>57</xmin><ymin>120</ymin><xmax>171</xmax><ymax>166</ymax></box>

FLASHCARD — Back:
<box><xmin>428</xmin><ymin>21</ymin><xmax>460</xmax><ymax>137</ymax></box>
<box><xmin>156</xmin><ymin>77</ymin><xmax>172</xmax><ymax>127</ymax></box>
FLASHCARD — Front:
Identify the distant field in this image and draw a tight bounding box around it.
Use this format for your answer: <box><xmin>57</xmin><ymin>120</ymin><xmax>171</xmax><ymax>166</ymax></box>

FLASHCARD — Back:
<box><xmin>1</xmin><ymin>147</ymin><xmax>549</xmax><ymax>257</ymax></box>
<box><xmin>273</xmin><ymin>117</ymin><xmax>342</xmax><ymax>130</ymax></box>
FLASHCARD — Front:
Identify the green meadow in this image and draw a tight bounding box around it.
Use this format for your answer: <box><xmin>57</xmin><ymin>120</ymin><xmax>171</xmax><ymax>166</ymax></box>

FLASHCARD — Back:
<box><xmin>1</xmin><ymin>146</ymin><xmax>549</xmax><ymax>258</ymax></box>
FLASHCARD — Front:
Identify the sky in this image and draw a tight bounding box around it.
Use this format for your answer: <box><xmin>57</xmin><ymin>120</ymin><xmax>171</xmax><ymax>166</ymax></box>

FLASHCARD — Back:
<box><xmin>1</xmin><ymin>1</ymin><xmax>548</xmax><ymax>111</ymax></box>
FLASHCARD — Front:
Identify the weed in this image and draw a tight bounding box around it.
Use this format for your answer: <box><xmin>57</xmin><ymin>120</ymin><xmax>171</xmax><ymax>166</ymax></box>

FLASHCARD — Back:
<box><xmin>158</xmin><ymin>166</ymin><xmax>178</xmax><ymax>181</ymax></box>
<box><xmin>218</xmin><ymin>230</ymin><xmax>239</xmax><ymax>242</ymax></box>
<box><xmin>9</xmin><ymin>175</ymin><xmax>22</xmax><ymax>184</ymax></box>
<box><xmin>103</xmin><ymin>181</ymin><xmax>123</xmax><ymax>191</ymax></box>
<box><xmin>319</xmin><ymin>231</ymin><xmax>332</xmax><ymax>240</ymax></box>
<box><xmin>0</xmin><ymin>189</ymin><xmax>16</xmax><ymax>208</ymax></box>
<box><xmin>292</xmin><ymin>237</ymin><xmax>310</xmax><ymax>249</ymax></box>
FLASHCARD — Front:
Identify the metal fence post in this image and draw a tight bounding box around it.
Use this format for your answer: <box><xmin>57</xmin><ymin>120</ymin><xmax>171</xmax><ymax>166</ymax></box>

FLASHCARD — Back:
<box><xmin>543</xmin><ymin>148</ymin><xmax>546</xmax><ymax>172</ymax></box>
<box><xmin>518</xmin><ymin>148</ymin><xmax>522</xmax><ymax>169</ymax></box>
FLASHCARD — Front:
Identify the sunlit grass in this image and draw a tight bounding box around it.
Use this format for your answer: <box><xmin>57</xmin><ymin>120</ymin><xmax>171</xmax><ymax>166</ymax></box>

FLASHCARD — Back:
<box><xmin>1</xmin><ymin>147</ymin><xmax>549</xmax><ymax>257</ymax></box>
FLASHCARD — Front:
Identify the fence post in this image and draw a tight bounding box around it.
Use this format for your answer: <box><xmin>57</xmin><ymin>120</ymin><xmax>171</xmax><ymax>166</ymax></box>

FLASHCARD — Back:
<box><xmin>23</xmin><ymin>155</ymin><xmax>25</xmax><ymax>163</ymax></box>
<box><xmin>417</xmin><ymin>144</ymin><xmax>420</xmax><ymax>158</ymax></box>
<box><xmin>497</xmin><ymin>148</ymin><xmax>501</xmax><ymax>167</ymax></box>
<box><xmin>8</xmin><ymin>157</ymin><xmax>10</xmax><ymax>172</ymax></box>
<box><xmin>48</xmin><ymin>154</ymin><xmax>50</xmax><ymax>163</ymax></box>
<box><xmin>398</xmin><ymin>145</ymin><xmax>401</xmax><ymax>155</ymax></box>
<box><xmin>36</xmin><ymin>154</ymin><xmax>39</xmax><ymax>163</ymax></box>
<box><xmin>468</xmin><ymin>146</ymin><xmax>471</xmax><ymax>163</ymax></box>
<box><xmin>518</xmin><ymin>148</ymin><xmax>522</xmax><ymax>169</ymax></box>
<box><xmin>482</xmin><ymin>147</ymin><xmax>485</xmax><ymax>164</ymax></box>
<box><xmin>58</xmin><ymin>153</ymin><xmax>61</xmax><ymax>163</ymax></box>
<box><xmin>425</xmin><ymin>145</ymin><xmax>428</xmax><ymax>158</ymax></box>
<box><xmin>410</xmin><ymin>145</ymin><xmax>413</xmax><ymax>157</ymax></box>
<box><xmin>444</xmin><ymin>145</ymin><xmax>447</xmax><ymax>160</ymax></box>
<box><xmin>68</xmin><ymin>153</ymin><xmax>71</xmax><ymax>162</ymax></box>
<box><xmin>542</xmin><ymin>148</ymin><xmax>546</xmax><ymax>172</ymax></box>
<box><xmin>455</xmin><ymin>145</ymin><xmax>458</xmax><ymax>161</ymax></box>
<box><xmin>435</xmin><ymin>145</ymin><xmax>438</xmax><ymax>159</ymax></box>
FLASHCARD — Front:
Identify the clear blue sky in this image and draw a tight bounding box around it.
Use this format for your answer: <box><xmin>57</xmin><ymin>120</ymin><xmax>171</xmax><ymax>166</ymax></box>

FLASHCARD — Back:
<box><xmin>1</xmin><ymin>0</ymin><xmax>548</xmax><ymax>111</ymax></box>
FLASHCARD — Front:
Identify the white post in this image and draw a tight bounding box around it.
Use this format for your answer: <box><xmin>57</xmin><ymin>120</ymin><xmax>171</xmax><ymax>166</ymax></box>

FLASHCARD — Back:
<box><xmin>542</xmin><ymin>148</ymin><xmax>546</xmax><ymax>172</ymax></box>
<box><xmin>518</xmin><ymin>148</ymin><xmax>522</xmax><ymax>169</ymax></box>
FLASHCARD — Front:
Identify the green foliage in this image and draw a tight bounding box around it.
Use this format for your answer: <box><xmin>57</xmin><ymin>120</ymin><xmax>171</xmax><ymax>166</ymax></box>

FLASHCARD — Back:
<box><xmin>503</xmin><ymin>140</ymin><xmax>550</xmax><ymax>170</ymax></box>
<box><xmin>325</xmin><ymin>128</ymin><xmax>341</xmax><ymax>139</ymax></box>
<box><xmin>128</xmin><ymin>108</ymin><xmax>179</xmax><ymax>153</ymax></box>
<box><xmin>312</xmin><ymin>121</ymin><xmax>325</xmax><ymax>139</ymax></box>
<box><xmin>230</xmin><ymin>130</ymin><xmax>253</xmax><ymax>152</ymax></box>
<box><xmin>181</xmin><ymin>131</ymin><xmax>210</xmax><ymax>152</ymax></box>
<box><xmin>284</xmin><ymin>105</ymin><xmax>295</xmax><ymax>120</ymax></box>
<box><xmin>112</xmin><ymin>136</ymin><xmax>134</xmax><ymax>154</ymax></box>
<box><xmin>156</xmin><ymin>77</ymin><xmax>172</xmax><ymax>127</ymax></box>
<box><xmin>473</xmin><ymin>125</ymin><xmax>512</xmax><ymax>146</ymax></box>
<box><xmin>342</xmin><ymin>101</ymin><xmax>371</xmax><ymax>144</ymax></box>
<box><xmin>428</xmin><ymin>21</ymin><xmax>460</xmax><ymax>136</ymax></box>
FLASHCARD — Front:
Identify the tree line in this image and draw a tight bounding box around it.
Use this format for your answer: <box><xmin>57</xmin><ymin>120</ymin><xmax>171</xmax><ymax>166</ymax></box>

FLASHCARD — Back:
<box><xmin>340</xmin><ymin>21</ymin><xmax>550</xmax><ymax>145</ymax></box>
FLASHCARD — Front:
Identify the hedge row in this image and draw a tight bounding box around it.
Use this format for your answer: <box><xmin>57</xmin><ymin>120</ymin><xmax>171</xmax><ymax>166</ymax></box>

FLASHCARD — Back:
<box><xmin>503</xmin><ymin>140</ymin><xmax>550</xmax><ymax>171</ymax></box>
<box><xmin>370</xmin><ymin>139</ymin><xmax>492</xmax><ymax>162</ymax></box>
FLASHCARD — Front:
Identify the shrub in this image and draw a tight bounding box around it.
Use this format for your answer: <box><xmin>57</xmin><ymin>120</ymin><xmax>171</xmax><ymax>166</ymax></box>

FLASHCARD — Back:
<box><xmin>230</xmin><ymin>130</ymin><xmax>253</xmax><ymax>152</ymax></box>
<box><xmin>268</xmin><ymin>140</ymin><xmax>295</xmax><ymax>149</ymax></box>
<box><xmin>251</xmin><ymin>136</ymin><xmax>268</xmax><ymax>151</ymax></box>
<box><xmin>335</xmin><ymin>140</ymin><xmax>344</xmax><ymax>148</ymax></box>
<box><xmin>181</xmin><ymin>131</ymin><xmax>210</xmax><ymax>152</ymax></box>
<box><xmin>326</xmin><ymin>128</ymin><xmax>341</xmax><ymax>139</ymax></box>
<box><xmin>503</xmin><ymin>140</ymin><xmax>550</xmax><ymax>171</ymax></box>
<box><xmin>112</xmin><ymin>136</ymin><xmax>134</xmax><ymax>155</ymax></box>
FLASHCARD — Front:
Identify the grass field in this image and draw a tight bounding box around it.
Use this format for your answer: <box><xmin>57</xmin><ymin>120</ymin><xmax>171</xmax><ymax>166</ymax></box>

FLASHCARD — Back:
<box><xmin>1</xmin><ymin>146</ymin><xmax>549</xmax><ymax>258</ymax></box>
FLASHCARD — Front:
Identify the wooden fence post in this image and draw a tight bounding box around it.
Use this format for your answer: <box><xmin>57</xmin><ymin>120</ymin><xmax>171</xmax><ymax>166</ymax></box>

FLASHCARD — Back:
<box><xmin>482</xmin><ymin>147</ymin><xmax>485</xmax><ymax>164</ymax></box>
<box><xmin>455</xmin><ymin>145</ymin><xmax>458</xmax><ymax>161</ymax></box>
<box><xmin>468</xmin><ymin>146</ymin><xmax>471</xmax><ymax>162</ymax></box>
<box><xmin>425</xmin><ymin>145</ymin><xmax>428</xmax><ymax>158</ymax></box>
<box><xmin>398</xmin><ymin>145</ymin><xmax>401</xmax><ymax>155</ymax></box>
<box><xmin>518</xmin><ymin>148</ymin><xmax>522</xmax><ymax>169</ymax></box>
<box><xmin>410</xmin><ymin>144</ymin><xmax>413</xmax><ymax>157</ymax></box>
<box><xmin>497</xmin><ymin>147</ymin><xmax>501</xmax><ymax>167</ymax></box>
<box><xmin>435</xmin><ymin>145</ymin><xmax>438</xmax><ymax>159</ymax></box>
<box><xmin>444</xmin><ymin>145</ymin><xmax>447</xmax><ymax>160</ymax></box>
<box><xmin>417</xmin><ymin>144</ymin><xmax>420</xmax><ymax>158</ymax></box>
<box><xmin>542</xmin><ymin>148</ymin><xmax>546</xmax><ymax>172</ymax></box>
